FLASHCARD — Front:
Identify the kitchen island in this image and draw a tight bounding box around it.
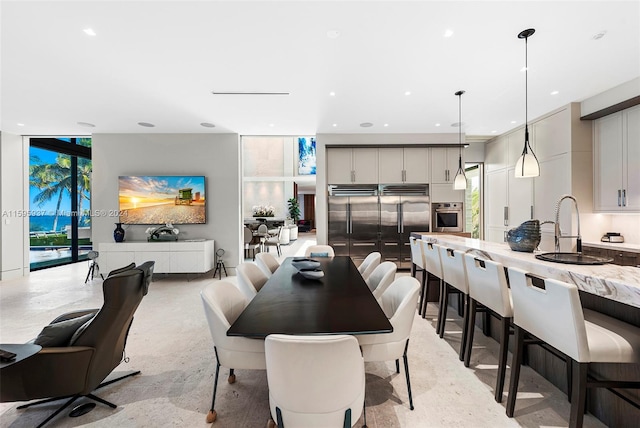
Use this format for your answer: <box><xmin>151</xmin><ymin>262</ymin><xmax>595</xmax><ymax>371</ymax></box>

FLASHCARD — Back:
<box><xmin>413</xmin><ymin>233</ymin><xmax>640</xmax><ymax>427</ymax></box>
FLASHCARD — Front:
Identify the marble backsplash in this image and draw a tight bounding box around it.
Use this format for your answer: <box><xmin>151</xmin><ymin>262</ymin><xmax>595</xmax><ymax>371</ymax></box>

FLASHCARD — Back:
<box><xmin>581</xmin><ymin>213</ymin><xmax>640</xmax><ymax>244</ymax></box>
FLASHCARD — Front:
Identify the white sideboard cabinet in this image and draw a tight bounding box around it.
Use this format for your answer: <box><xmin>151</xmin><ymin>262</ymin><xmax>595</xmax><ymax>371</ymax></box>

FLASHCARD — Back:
<box><xmin>99</xmin><ymin>240</ymin><xmax>215</xmax><ymax>274</ymax></box>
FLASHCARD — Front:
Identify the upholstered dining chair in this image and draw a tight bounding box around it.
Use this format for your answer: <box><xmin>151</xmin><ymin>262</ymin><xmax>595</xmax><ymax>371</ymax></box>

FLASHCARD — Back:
<box><xmin>0</xmin><ymin>262</ymin><xmax>154</xmax><ymax>428</ymax></box>
<box><xmin>201</xmin><ymin>281</ymin><xmax>266</xmax><ymax>424</ymax></box>
<box><xmin>304</xmin><ymin>244</ymin><xmax>335</xmax><ymax>258</ymax></box>
<box><xmin>265</xmin><ymin>334</ymin><xmax>365</xmax><ymax>428</ymax></box>
<box><xmin>243</xmin><ymin>226</ymin><xmax>260</xmax><ymax>260</ymax></box>
<box><xmin>263</xmin><ymin>227</ymin><xmax>283</xmax><ymax>257</ymax></box>
<box><xmin>235</xmin><ymin>262</ymin><xmax>268</xmax><ymax>302</ymax></box>
<box><xmin>255</xmin><ymin>252</ymin><xmax>280</xmax><ymax>278</ymax></box>
<box><xmin>506</xmin><ymin>267</ymin><xmax>640</xmax><ymax>427</ymax></box>
<box><xmin>357</xmin><ymin>251</ymin><xmax>381</xmax><ymax>281</ymax></box>
<box><xmin>356</xmin><ymin>276</ymin><xmax>421</xmax><ymax>410</ymax></box>
<box><xmin>365</xmin><ymin>261</ymin><xmax>397</xmax><ymax>300</ymax></box>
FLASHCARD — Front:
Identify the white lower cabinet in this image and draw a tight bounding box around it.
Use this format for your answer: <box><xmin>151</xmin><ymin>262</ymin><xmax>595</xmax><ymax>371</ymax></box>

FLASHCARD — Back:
<box><xmin>99</xmin><ymin>240</ymin><xmax>215</xmax><ymax>274</ymax></box>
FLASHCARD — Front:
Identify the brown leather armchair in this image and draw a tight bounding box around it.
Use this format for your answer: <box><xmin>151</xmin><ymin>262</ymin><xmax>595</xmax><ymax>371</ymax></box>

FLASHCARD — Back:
<box><xmin>0</xmin><ymin>261</ymin><xmax>154</xmax><ymax>427</ymax></box>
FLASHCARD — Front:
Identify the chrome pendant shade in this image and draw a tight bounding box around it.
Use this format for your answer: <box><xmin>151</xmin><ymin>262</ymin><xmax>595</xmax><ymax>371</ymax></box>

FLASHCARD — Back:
<box><xmin>515</xmin><ymin>28</ymin><xmax>540</xmax><ymax>178</ymax></box>
<box><xmin>453</xmin><ymin>90</ymin><xmax>467</xmax><ymax>190</ymax></box>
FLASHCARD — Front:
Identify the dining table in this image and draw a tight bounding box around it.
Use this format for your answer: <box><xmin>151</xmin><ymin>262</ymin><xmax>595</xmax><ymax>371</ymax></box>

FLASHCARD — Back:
<box><xmin>227</xmin><ymin>256</ymin><xmax>393</xmax><ymax>338</ymax></box>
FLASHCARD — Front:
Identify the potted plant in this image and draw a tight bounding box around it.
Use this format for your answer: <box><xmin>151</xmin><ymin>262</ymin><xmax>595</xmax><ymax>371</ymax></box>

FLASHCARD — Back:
<box><xmin>287</xmin><ymin>197</ymin><xmax>301</xmax><ymax>223</ymax></box>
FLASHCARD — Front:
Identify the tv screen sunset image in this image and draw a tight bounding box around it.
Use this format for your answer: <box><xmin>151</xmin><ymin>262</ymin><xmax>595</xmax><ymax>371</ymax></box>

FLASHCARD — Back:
<box><xmin>118</xmin><ymin>176</ymin><xmax>206</xmax><ymax>224</ymax></box>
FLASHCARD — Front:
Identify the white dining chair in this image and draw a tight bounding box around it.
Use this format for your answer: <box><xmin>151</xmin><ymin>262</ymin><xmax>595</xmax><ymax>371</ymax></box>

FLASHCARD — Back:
<box><xmin>255</xmin><ymin>252</ymin><xmax>280</xmax><ymax>278</ymax></box>
<box><xmin>265</xmin><ymin>334</ymin><xmax>365</xmax><ymax>428</ymax></box>
<box><xmin>409</xmin><ymin>237</ymin><xmax>427</xmax><ymax>311</ymax></box>
<box><xmin>304</xmin><ymin>244</ymin><xmax>335</xmax><ymax>258</ymax></box>
<box><xmin>506</xmin><ymin>267</ymin><xmax>640</xmax><ymax>427</ymax></box>
<box><xmin>357</xmin><ymin>251</ymin><xmax>381</xmax><ymax>281</ymax></box>
<box><xmin>235</xmin><ymin>262</ymin><xmax>268</xmax><ymax>302</ymax></box>
<box><xmin>356</xmin><ymin>276</ymin><xmax>421</xmax><ymax>410</ymax></box>
<box><xmin>365</xmin><ymin>261</ymin><xmax>397</xmax><ymax>299</ymax></box>
<box><xmin>200</xmin><ymin>281</ymin><xmax>266</xmax><ymax>423</ymax></box>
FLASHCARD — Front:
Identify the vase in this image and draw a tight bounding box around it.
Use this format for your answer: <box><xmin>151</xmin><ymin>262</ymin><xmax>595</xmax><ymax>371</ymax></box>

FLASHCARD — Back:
<box><xmin>506</xmin><ymin>220</ymin><xmax>541</xmax><ymax>252</ymax></box>
<box><xmin>114</xmin><ymin>223</ymin><xmax>125</xmax><ymax>242</ymax></box>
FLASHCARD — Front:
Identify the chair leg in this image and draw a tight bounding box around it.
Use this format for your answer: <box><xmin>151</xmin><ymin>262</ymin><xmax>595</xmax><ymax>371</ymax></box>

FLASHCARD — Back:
<box><xmin>569</xmin><ymin>360</ymin><xmax>588</xmax><ymax>428</ymax></box>
<box><xmin>85</xmin><ymin>264</ymin><xmax>93</xmax><ymax>283</ymax></box>
<box><xmin>459</xmin><ymin>294</ymin><xmax>470</xmax><ymax>361</ymax></box>
<box><xmin>395</xmin><ymin>359</ymin><xmax>400</xmax><ymax>374</ymax></box>
<box><xmin>207</xmin><ymin>349</ymin><xmax>222</xmax><ymax>423</ymax></box>
<box><xmin>343</xmin><ymin>408</ymin><xmax>352</xmax><ymax>428</ymax></box>
<box><xmin>418</xmin><ymin>270</ymin><xmax>426</xmax><ymax>315</ymax></box>
<box><xmin>362</xmin><ymin>395</ymin><xmax>368</xmax><ymax>428</ymax></box>
<box><xmin>411</xmin><ymin>263</ymin><xmax>416</xmax><ymax>278</ymax></box>
<box><xmin>495</xmin><ymin>316</ymin><xmax>511</xmax><ymax>403</ymax></box>
<box><xmin>439</xmin><ymin>284</ymin><xmax>450</xmax><ymax>339</ymax></box>
<box><xmin>464</xmin><ymin>298</ymin><xmax>477</xmax><ymax>367</ymax></box>
<box><xmin>506</xmin><ymin>325</ymin><xmax>525</xmax><ymax>417</ymax></box>
<box><xmin>402</xmin><ymin>340</ymin><xmax>415</xmax><ymax>410</ymax></box>
<box><xmin>35</xmin><ymin>395</ymin><xmax>80</xmax><ymax>428</ymax></box>
<box><xmin>86</xmin><ymin>393</ymin><xmax>117</xmax><ymax>408</ymax></box>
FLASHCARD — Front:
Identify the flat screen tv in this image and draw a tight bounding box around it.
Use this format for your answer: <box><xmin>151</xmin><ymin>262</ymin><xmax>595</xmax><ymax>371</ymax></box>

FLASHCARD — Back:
<box><xmin>118</xmin><ymin>175</ymin><xmax>206</xmax><ymax>224</ymax></box>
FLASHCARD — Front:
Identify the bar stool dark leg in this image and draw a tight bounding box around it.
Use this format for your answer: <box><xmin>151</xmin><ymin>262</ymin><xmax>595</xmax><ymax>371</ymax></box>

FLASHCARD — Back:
<box><xmin>439</xmin><ymin>284</ymin><xmax>450</xmax><ymax>339</ymax></box>
<box><xmin>495</xmin><ymin>316</ymin><xmax>511</xmax><ymax>403</ymax></box>
<box><xmin>569</xmin><ymin>360</ymin><xmax>588</xmax><ymax>428</ymax></box>
<box><xmin>506</xmin><ymin>325</ymin><xmax>525</xmax><ymax>417</ymax></box>
<box><xmin>459</xmin><ymin>294</ymin><xmax>471</xmax><ymax>361</ymax></box>
<box><xmin>464</xmin><ymin>298</ymin><xmax>477</xmax><ymax>367</ymax></box>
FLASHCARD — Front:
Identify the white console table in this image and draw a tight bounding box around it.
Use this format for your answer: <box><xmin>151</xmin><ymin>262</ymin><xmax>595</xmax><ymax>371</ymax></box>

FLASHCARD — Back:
<box><xmin>99</xmin><ymin>240</ymin><xmax>214</xmax><ymax>274</ymax></box>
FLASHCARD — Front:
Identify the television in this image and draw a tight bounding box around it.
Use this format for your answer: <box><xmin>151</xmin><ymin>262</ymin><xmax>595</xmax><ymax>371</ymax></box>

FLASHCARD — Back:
<box><xmin>118</xmin><ymin>175</ymin><xmax>206</xmax><ymax>224</ymax></box>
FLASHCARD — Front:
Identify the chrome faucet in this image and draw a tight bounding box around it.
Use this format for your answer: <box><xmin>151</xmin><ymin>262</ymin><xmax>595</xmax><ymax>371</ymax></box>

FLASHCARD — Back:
<box><xmin>554</xmin><ymin>195</ymin><xmax>582</xmax><ymax>254</ymax></box>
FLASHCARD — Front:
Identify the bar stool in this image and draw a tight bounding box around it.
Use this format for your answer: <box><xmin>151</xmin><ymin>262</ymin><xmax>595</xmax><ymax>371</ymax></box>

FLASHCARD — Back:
<box><xmin>419</xmin><ymin>240</ymin><xmax>443</xmax><ymax>323</ymax></box>
<box><xmin>437</xmin><ymin>247</ymin><xmax>470</xmax><ymax>361</ymax></box>
<box><xmin>463</xmin><ymin>253</ymin><xmax>513</xmax><ymax>403</ymax></box>
<box><xmin>409</xmin><ymin>237</ymin><xmax>427</xmax><ymax>313</ymax></box>
<box><xmin>506</xmin><ymin>267</ymin><xmax>640</xmax><ymax>427</ymax></box>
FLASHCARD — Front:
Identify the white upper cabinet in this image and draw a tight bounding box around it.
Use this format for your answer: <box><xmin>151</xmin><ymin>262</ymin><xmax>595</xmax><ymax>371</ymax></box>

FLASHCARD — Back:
<box><xmin>327</xmin><ymin>147</ymin><xmax>378</xmax><ymax>184</ymax></box>
<box><xmin>532</xmin><ymin>108</ymin><xmax>571</xmax><ymax>161</ymax></box>
<box><xmin>431</xmin><ymin>147</ymin><xmax>463</xmax><ymax>184</ymax></box>
<box><xmin>378</xmin><ymin>147</ymin><xmax>429</xmax><ymax>184</ymax></box>
<box><xmin>594</xmin><ymin>105</ymin><xmax>640</xmax><ymax>211</ymax></box>
<box><xmin>485</xmin><ymin>137</ymin><xmax>506</xmax><ymax>172</ymax></box>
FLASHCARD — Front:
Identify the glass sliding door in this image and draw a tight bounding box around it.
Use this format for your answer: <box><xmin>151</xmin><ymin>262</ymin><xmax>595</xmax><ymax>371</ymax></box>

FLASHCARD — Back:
<box><xmin>28</xmin><ymin>138</ymin><xmax>92</xmax><ymax>270</ymax></box>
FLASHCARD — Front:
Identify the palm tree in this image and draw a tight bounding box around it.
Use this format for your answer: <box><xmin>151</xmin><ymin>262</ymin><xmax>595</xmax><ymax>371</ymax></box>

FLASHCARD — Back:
<box><xmin>30</xmin><ymin>155</ymin><xmax>71</xmax><ymax>233</ymax></box>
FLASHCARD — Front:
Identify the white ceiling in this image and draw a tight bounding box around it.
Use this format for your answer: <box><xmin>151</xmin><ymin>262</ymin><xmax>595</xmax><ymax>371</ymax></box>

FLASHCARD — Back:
<box><xmin>2</xmin><ymin>0</ymin><xmax>639</xmax><ymax>138</ymax></box>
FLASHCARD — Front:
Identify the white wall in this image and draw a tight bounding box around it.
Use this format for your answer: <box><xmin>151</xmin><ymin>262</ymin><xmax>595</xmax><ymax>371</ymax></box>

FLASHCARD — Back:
<box><xmin>91</xmin><ymin>133</ymin><xmax>242</xmax><ymax>270</ymax></box>
<box><xmin>0</xmin><ymin>132</ymin><xmax>29</xmax><ymax>279</ymax></box>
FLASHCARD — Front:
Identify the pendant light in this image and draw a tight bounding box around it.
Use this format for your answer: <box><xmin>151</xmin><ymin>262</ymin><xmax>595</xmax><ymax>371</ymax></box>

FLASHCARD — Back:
<box><xmin>514</xmin><ymin>28</ymin><xmax>540</xmax><ymax>178</ymax></box>
<box><xmin>453</xmin><ymin>90</ymin><xmax>467</xmax><ymax>190</ymax></box>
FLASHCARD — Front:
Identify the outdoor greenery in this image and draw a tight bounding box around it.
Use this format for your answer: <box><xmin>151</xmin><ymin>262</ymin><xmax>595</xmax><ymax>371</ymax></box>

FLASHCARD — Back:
<box><xmin>470</xmin><ymin>188</ymin><xmax>480</xmax><ymax>238</ymax></box>
<box><xmin>287</xmin><ymin>197</ymin><xmax>301</xmax><ymax>222</ymax></box>
<box><xmin>29</xmin><ymin>153</ymin><xmax>92</xmax><ymax>231</ymax></box>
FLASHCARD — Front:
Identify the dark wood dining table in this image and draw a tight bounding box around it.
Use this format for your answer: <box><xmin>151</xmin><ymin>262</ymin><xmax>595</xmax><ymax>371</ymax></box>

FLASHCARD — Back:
<box><xmin>227</xmin><ymin>256</ymin><xmax>393</xmax><ymax>338</ymax></box>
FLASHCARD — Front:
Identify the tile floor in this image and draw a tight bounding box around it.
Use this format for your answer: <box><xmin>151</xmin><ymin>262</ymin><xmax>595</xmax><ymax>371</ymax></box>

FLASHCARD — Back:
<box><xmin>0</xmin><ymin>233</ymin><xmax>606</xmax><ymax>427</ymax></box>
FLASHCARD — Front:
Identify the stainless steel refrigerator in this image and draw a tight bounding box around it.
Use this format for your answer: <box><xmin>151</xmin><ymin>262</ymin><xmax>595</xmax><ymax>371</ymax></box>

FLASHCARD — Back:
<box><xmin>328</xmin><ymin>185</ymin><xmax>379</xmax><ymax>265</ymax></box>
<box><xmin>379</xmin><ymin>184</ymin><xmax>430</xmax><ymax>269</ymax></box>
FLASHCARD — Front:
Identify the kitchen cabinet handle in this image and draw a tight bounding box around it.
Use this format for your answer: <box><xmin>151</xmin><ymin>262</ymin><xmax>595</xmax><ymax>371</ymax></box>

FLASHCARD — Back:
<box><xmin>384</xmin><ymin>242</ymin><xmax>399</xmax><ymax>246</ymax></box>
<box><xmin>504</xmin><ymin>206</ymin><xmax>509</xmax><ymax>226</ymax></box>
<box><xmin>623</xmin><ymin>189</ymin><xmax>626</xmax><ymax>207</ymax></box>
<box><xmin>530</xmin><ymin>205</ymin><xmax>534</xmax><ymax>219</ymax></box>
<box><xmin>618</xmin><ymin>189</ymin><xmax>621</xmax><ymax>207</ymax></box>
<box><xmin>353</xmin><ymin>242</ymin><xmax>376</xmax><ymax>246</ymax></box>
<box><xmin>351</xmin><ymin>170</ymin><xmax>355</xmax><ymax>183</ymax></box>
<box><xmin>332</xmin><ymin>243</ymin><xmax>347</xmax><ymax>247</ymax></box>
<box><xmin>503</xmin><ymin>231</ymin><xmax>507</xmax><ymax>242</ymax></box>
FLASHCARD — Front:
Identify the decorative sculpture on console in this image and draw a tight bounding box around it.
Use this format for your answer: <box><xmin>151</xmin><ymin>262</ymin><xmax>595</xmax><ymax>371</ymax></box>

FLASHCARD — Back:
<box><xmin>145</xmin><ymin>223</ymin><xmax>180</xmax><ymax>241</ymax></box>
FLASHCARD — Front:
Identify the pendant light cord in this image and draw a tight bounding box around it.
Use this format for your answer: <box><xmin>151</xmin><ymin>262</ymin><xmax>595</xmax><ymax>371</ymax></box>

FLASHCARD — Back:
<box><xmin>458</xmin><ymin>92</ymin><xmax>462</xmax><ymax>168</ymax></box>
<box><xmin>525</xmin><ymin>34</ymin><xmax>528</xmax><ymax>151</ymax></box>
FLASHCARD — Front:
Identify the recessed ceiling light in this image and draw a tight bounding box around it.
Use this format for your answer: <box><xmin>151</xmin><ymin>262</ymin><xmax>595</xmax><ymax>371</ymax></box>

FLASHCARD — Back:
<box><xmin>444</xmin><ymin>29</ymin><xmax>454</xmax><ymax>38</ymax></box>
<box><xmin>329</xmin><ymin>91</ymin><xmax>336</xmax><ymax>96</ymax></box>
<box><xmin>435</xmin><ymin>123</ymin><xmax>441</xmax><ymax>127</ymax></box>
<box><xmin>138</xmin><ymin>122</ymin><xmax>155</xmax><ymax>127</ymax></box>
<box><xmin>491</xmin><ymin>130</ymin><xmax>497</xmax><ymax>133</ymax></box>
<box><xmin>212</xmin><ymin>91</ymin><xmax>290</xmax><ymax>96</ymax></box>
<box><xmin>511</xmin><ymin>120</ymin><xmax>517</xmax><ymax>124</ymax></box>
<box><xmin>17</xmin><ymin>123</ymin><xmax>24</xmax><ymax>126</ymax></box>
<box><xmin>405</xmin><ymin>91</ymin><xmax>411</xmax><ymax>96</ymax></box>
<box><xmin>83</xmin><ymin>28</ymin><xmax>96</xmax><ymax>36</ymax></box>
<box><xmin>550</xmin><ymin>90</ymin><xmax>559</xmax><ymax>95</ymax></box>
<box><xmin>360</xmin><ymin>122</ymin><xmax>373</xmax><ymax>128</ymax></box>
<box><xmin>200</xmin><ymin>122</ymin><xmax>215</xmax><ymax>128</ymax></box>
<box><xmin>77</xmin><ymin>122</ymin><xmax>95</xmax><ymax>128</ymax></box>
<box><xmin>269</xmin><ymin>123</ymin><xmax>275</xmax><ymax>127</ymax></box>
<box><xmin>332</xmin><ymin>124</ymin><xmax>337</xmax><ymax>127</ymax></box>
<box><xmin>592</xmin><ymin>30</ymin><xmax>607</xmax><ymax>40</ymax></box>
<box><xmin>327</xmin><ymin>30</ymin><xmax>340</xmax><ymax>39</ymax></box>
<box><xmin>383</xmin><ymin>124</ymin><xmax>389</xmax><ymax>127</ymax></box>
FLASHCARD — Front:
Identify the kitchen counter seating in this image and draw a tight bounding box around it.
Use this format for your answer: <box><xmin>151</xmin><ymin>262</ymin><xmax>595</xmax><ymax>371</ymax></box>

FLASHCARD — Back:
<box><xmin>416</xmin><ymin>234</ymin><xmax>640</xmax><ymax>310</ymax></box>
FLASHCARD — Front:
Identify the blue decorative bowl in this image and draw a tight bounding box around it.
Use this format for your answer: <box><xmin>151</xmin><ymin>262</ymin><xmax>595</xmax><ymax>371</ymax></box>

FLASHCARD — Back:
<box><xmin>298</xmin><ymin>268</ymin><xmax>324</xmax><ymax>280</ymax></box>
<box><xmin>292</xmin><ymin>258</ymin><xmax>321</xmax><ymax>271</ymax></box>
<box><xmin>507</xmin><ymin>220</ymin><xmax>541</xmax><ymax>253</ymax></box>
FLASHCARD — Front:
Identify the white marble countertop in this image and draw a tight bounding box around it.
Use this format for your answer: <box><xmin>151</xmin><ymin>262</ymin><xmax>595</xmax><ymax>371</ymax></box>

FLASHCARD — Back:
<box><xmin>420</xmin><ymin>234</ymin><xmax>640</xmax><ymax>309</ymax></box>
<box><xmin>583</xmin><ymin>241</ymin><xmax>640</xmax><ymax>254</ymax></box>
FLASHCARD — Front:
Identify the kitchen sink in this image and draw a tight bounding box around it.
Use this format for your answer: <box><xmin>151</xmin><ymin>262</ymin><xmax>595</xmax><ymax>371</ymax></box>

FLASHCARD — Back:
<box><xmin>535</xmin><ymin>252</ymin><xmax>613</xmax><ymax>265</ymax></box>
